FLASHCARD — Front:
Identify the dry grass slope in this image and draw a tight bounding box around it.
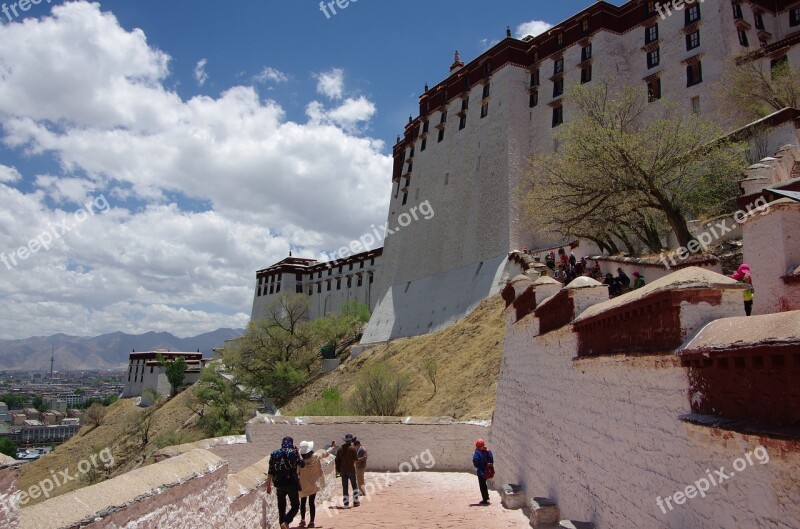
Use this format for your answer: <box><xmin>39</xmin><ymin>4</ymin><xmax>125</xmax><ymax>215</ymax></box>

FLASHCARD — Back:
<box><xmin>284</xmin><ymin>294</ymin><xmax>507</xmax><ymax>420</ymax></box>
<box><xmin>18</xmin><ymin>389</ymin><xmax>204</xmax><ymax>506</ymax></box>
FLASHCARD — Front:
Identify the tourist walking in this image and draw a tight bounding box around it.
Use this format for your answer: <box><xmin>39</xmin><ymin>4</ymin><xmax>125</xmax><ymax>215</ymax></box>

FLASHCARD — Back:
<box><xmin>731</xmin><ymin>263</ymin><xmax>755</xmax><ymax>316</ymax></box>
<box><xmin>472</xmin><ymin>439</ymin><xmax>494</xmax><ymax>505</ymax></box>
<box><xmin>297</xmin><ymin>440</ymin><xmax>337</xmax><ymax>528</ymax></box>
<box><xmin>266</xmin><ymin>436</ymin><xmax>305</xmax><ymax>529</ymax></box>
<box><xmin>354</xmin><ymin>438</ymin><xmax>368</xmax><ymax>495</ymax></box>
<box><xmin>335</xmin><ymin>434</ymin><xmax>360</xmax><ymax>508</ymax></box>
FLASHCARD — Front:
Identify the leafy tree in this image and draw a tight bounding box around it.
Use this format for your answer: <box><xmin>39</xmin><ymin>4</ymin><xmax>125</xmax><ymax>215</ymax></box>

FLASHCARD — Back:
<box><xmin>526</xmin><ymin>82</ymin><xmax>747</xmax><ymax>251</ymax></box>
<box><xmin>31</xmin><ymin>395</ymin><xmax>48</xmax><ymax>413</ymax></box>
<box><xmin>157</xmin><ymin>354</ymin><xmax>188</xmax><ymax>396</ymax></box>
<box><xmin>423</xmin><ymin>357</ymin><xmax>439</xmax><ymax>395</ymax></box>
<box><xmin>223</xmin><ymin>294</ymin><xmax>317</xmax><ymax>404</ymax></box>
<box><xmin>193</xmin><ymin>369</ymin><xmax>248</xmax><ymax>437</ymax></box>
<box><xmin>310</xmin><ymin>300</ymin><xmax>371</xmax><ymax>358</ymax></box>
<box><xmin>349</xmin><ymin>362</ymin><xmax>410</xmax><ymax>417</ymax></box>
<box><xmin>718</xmin><ymin>54</ymin><xmax>800</xmax><ymax>125</ymax></box>
<box><xmin>0</xmin><ymin>437</ymin><xmax>16</xmax><ymax>458</ymax></box>
<box><xmin>127</xmin><ymin>409</ymin><xmax>156</xmax><ymax>448</ymax></box>
<box><xmin>0</xmin><ymin>394</ymin><xmax>24</xmax><ymax>410</ymax></box>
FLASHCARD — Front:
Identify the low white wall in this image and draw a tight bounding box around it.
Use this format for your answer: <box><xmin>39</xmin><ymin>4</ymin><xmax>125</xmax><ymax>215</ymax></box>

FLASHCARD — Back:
<box><xmin>361</xmin><ymin>254</ymin><xmax>513</xmax><ymax>344</ymax></box>
<box><xmin>247</xmin><ymin>416</ymin><xmax>489</xmax><ymax>473</ymax></box>
<box><xmin>492</xmin><ymin>291</ymin><xmax>800</xmax><ymax>528</ymax></box>
<box><xmin>0</xmin><ymin>455</ymin><xmax>20</xmax><ymax>529</ymax></box>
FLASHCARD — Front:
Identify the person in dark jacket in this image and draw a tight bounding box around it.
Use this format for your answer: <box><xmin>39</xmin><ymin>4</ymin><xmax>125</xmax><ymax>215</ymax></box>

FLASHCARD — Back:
<box><xmin>335</xmin><ymin>434</ymin><xmax>360</xmax><ymax>508</ymax></box>
<box><xmin>266</xmin><ymin>436</ymin><xmax>306</xmax><ymax>529</ymax></box>
<box><xmin>472</xmin><ymin>439</ymin><xmax>494</xmax><ymax>505</ymax></box>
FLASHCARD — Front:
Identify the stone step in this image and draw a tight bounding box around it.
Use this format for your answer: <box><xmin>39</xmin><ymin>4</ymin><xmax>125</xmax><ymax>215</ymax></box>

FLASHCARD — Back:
<box><xmin>530</xmin><ymin>497</ymin><xmax>559</xmax><ymax>528</ymax></box>
<box><xmin>500</xmin><ymin>483</ymin><xmax>526</xmax><ymax>510</ymax></box>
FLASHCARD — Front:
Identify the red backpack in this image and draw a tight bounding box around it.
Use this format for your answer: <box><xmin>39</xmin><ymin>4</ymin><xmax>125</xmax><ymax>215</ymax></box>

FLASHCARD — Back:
<box><xmin>482</xmin><ymin>451</ymin><xmax>495</xmax><ymax>479</ymax></box>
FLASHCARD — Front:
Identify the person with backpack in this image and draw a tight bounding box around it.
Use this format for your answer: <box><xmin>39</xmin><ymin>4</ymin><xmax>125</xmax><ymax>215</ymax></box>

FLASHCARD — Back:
<box><xmin>472</xmin><ymin>439</ymin><xmax>494</xmax><ymax>505</ymax></box>
<box><xmin>297</xmin><ymin>440</ymin><xmax>337</xmax><ymax>528</ymax></box>
<box><xmin>266</xmin><ymin>436</ymin><xmax>306</xmax><ymax>529</ymax></box>
<box><xmin>730</xmin><ymin>263</ymin><xmax>755</xmax><ymax>316</ymax></box>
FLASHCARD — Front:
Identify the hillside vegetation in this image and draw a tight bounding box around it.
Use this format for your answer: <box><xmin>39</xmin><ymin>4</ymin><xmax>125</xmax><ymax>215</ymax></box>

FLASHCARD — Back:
<box><xmin>283</xmin><ymin>294</ymin><xmax>507</xmax><ymax>420</ymax></box>
<box><xmin>18</xmin><ymin>390</ymin><xmax>206</xmax><ymax>506</ymax></box>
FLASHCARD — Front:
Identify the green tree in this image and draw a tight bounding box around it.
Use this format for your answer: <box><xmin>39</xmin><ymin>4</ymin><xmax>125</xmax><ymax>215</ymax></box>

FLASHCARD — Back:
<box><xmin>0</xmin><ymin>437</ymin><xmax>16</xmax><ymax>458</ymax></box>
<box><xmin>526</xmin><ymin>82</ymin><xmax>747</xmax><ymax>251</ymax></box>
<box><xmin>718</xmin><ymin>54</ymin><xmax>800</xmax><ymax>125</ymax></box>
<box><xmin>349</xmin><ymin>362</ymin><xmax>410</xmax><ymax>417</ymax></box>
<box><xmin>223</xmin><ymin>294</ymin><xmax>317</xmax><ymax>404</ymax></box>
<box><xmin>157</xmin><ymin>355</ymin><xmax>188</xmax><ymax>396</ymax></box>
<box><xmin>31</xmin><ymin>395</ymin><xmax>48</xmax><ymax>413</ymax></box>
<box><xmin>0</xmin><ymin>394</ymin><xmax>24</xmax><ymax>410</ymax></box>
<box><xmin>193</xmin><ymin>369</ymin><xmax>248</xmax><ymax>437</ymax></box>
<box><xmin>298</xmin><ymin>387</ymin><xmax>349</xmax><ymax>416</ymax></box>
<box><xmin>310</xmin><ymin>300</ymin><xmax>371</xmax><ymax>358</ymax></box>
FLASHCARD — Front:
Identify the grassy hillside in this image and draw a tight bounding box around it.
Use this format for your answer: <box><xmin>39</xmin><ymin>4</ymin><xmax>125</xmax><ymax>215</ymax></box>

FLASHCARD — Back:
<box><xmin>283</xmin><ymin>294</ymin><xmax>507</xmax><ymax>420</ymax></box>
<box><xmin>18</xmin><ymin>390</ymin><xmax>205</xmax><ymax>506</ymax></box>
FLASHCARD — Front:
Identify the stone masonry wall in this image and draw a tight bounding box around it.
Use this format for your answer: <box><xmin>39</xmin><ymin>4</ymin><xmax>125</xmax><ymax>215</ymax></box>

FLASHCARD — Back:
<box><xmin>0</xmin><ymin>455</ymin><xmax>19</xmax><ymax>529</ymax></box>
<box><xmin>492</xmin><ymin>303</ymin><xmax>800</xmax><ymax>528</ymax></box>
<box><xmin>247</xmin><ymin>416</ymin><xmax>489</xmax><ymax>472</ymax></box>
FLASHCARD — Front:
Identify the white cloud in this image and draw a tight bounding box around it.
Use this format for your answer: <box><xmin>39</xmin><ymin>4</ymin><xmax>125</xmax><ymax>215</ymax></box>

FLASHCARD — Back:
<box><xmin>194</xmin><ymin>58</ymin><xmax>208</xmax><ymax>86</ymax></box>
<box><xmin>254</xmin><ymin>67</ymin><xmax>288</xmax><ymax>84</ymax></box>
<box><xmin>315</xmin><ymin>68</ymin><xmax>345</xmax><ymax>100</ymax></box>
<box><xmin>0</xmin><ymin>164</ymin><xmax>20</xmax><ymax>183</ymax></box>
<box><xmin>516</xmin><ymin>20</ymin><xmax>553</xmax><ymax>39</ymax></box>
<box><xmin>0</xmin><ymin>2</ymin><xmax>392</xmax><ymax>339</ymax></box>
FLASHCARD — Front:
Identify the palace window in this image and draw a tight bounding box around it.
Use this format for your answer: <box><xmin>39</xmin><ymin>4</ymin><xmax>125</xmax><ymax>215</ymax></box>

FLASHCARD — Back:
<box><xmin>461</xmin><ymin>98</ymin><xmax>469</xmax><ymax>112</ymax></box>
<box><xmin>296</xmin><ymin>273</ymin><xmax>302</xmax><ymax>281</ymax></box>
<box><xmin>581</xmin><ymin>44</ymin><xmax>592</xmax><ymax>62</ymax></box>
<box><xmin>482</xmin><ymin>83</ymin><xmax>491</xmax><ymax>98</ymax></box>
<box><xmin>686</xmin><ymin>4</ymin><xmax>701</xmax><ymax>25</ymax></box>
<box><xmin>553</xmin><ymin>78</ymin><xmax>564</xmax><ymax>97</ymax></box>
<box><xmin>370</xmin><ymin>257</ymin><xmax>375</xmax><ymax>266</ymax></box>
<box><xmin>317</xmin><ymin>283</ymin><xmax>322</xmax><ymax>293</ymax></box>
<box><xmin>686</xmin><ymin>30</ymin><xmax>700</xmax><ymax>50</ymax></box>
<box><xmin>754</xmin><ymin>13</ymin><xmax>764</xmax><ymax>30</ymax></box>
<box><xmin>402</xmin><ymin>190</ymin><xmax>408</xmax><ymax>205</ymax></box>
<box><xmin>357</xmin><ymin>275</ymin><xmax>363</xmax><ymax>287</ymax></box>
<box><xmin>732</xmin><ymin>3</ymin><xmax>743</xmax><ymax>20</ymax></box>
<box><xmin>420</xmin><ymin>138</ymin><xmax>427</xmax><ymax>151</ymax></box>
<box><xmin>738</xmin><ymin>29</ymin><xmax>749</xmax><ymax>47</ymax></box>
<box><xmin>308</xmin><ymin>287</ymin><xmax>313</xmax><ymax>296</ymax></box>
<box><xmin>459</xmin><ymin>114</ymin><xmax>467</xmax><ymax>130</ymax></box>
<box><xmin>327</xmin><ymin>282</ymin><xmax>331</xmax><ymax>291</ymax></box>
<box><xmin>552</xmin><ymin>105</ymin><xmax>563</xmax><ymax>127</ymax></box>
<box><xmin>347</xmin><ymin>277</ymin><xmax>352</xmax><ymax>288</ymax></box>
<box><xmin>580</xmin><ymin>17</ymin><xmax>590</xmax><ymax>35</ymax></box>
<box><xmin>530</xmin><ymin>69</ymin><xmax>540</xmax><ymax>87</ymax></box>
<box><xmin>318</xmin><ymin>271</ymin><xmax>322</xmax><ymax>279</ymax></box>
<box><xmin>529</xmin><ymin>91</ymin><xmax>539</xmax><ymax>108</ymax></box>
<box><xmin>645</xmin><ymin>0</ymin><xmax>656</xmax><ymax>17</ymax></box>
<box><xmin>791</xmin><ymin>8</ymin><xmax>800</xmax><ymax>27</ymax></box>
<box><xmin>296</xmin><ymin>284</ymin><xmax>303</xmax><ymax>294</ymax></box>
<box><xmin>360</xmin><ymin>261</ymin><xmax>365</xmax><ymax>269</ymax></box>
<box><xmin>687</xmin><ymin>61</ymin><xmax>703</xmax><ymax>86</ymax></box>
<box><xmin>440</xmin><ymin>110</ymin><xmax>447</xmax><ymax>124</ymax></box>
<box><xmin>581</xmin><ymin>65</ymin><xmax>592</xmax><ymax>84</ymax></box>
<box><xmin>349</xmin><ymin>263</ymin><xmax>353</xmax><ymax>271</ymax></box>
<box><xmin>648</xmin><ymin>78</ymin><xmax>662</xmax><ymax>102</ymax></box>
<box><xmin>422</xmin><ymin>120</ymin><xmax>429</xmax><ymax>133</ymax></box>
<box><xmin>647</xmin><ymin>48</ymin><xmax>660</xmax><ymax>69</ymax></box>
<box><xmin>646</xmin><ymin>24</ymin><xmax>658</xmax><ymax>44</ymax></box>
<box><xmin>691</xmin><ymin>96</ymin><xmax>700</xmax><ymax>113</ymax></box>
<box><xmin>336</xmin><ymin>278</ymin><xmax>341</xmax><ymax>290</ymax></box>
<box><xmin>481</xmin><ymin>102</ymin><xmax>489</xmax><ymax>118</ymax></box>
<box><xmin>554</xmin><ymin>58</ymin><xmax>564</xmax><ymax>75</ymax></box>
<box><xmin>437</xmin><ymin>129</ymin><xmax>445</xmax><ymax>143</ymax></box>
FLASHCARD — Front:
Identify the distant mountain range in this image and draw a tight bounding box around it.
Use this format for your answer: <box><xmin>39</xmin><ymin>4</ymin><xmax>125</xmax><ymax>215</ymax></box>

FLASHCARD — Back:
<box><xmin>0</xmin><ymin>329</ymin><xmax>244</xmax><ymax>372</ymax></box>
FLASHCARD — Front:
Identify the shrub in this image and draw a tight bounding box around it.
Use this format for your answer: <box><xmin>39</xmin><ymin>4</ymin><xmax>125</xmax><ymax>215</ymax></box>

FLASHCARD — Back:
<box><xmin>349</xmin><ymin>362</ymin><xmax>410</xmax><ymax>416</ymax></box>
<box><xmin>298</xmin><ymin>387</ymin><xmax>349</xmax><ymax>416</ymax></box>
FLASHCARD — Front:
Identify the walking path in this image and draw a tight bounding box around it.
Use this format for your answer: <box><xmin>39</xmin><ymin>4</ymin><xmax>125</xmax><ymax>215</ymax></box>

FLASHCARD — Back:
<box><xmin>300</xmin><ymin>472</ymin><xmax>531</xmax><ymax>529</ymax></box>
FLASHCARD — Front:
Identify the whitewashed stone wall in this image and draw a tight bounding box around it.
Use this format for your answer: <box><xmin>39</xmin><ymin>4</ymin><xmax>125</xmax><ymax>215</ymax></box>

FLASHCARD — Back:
<box><xmin>491</xmin><ymin>281</ymin><xmax>800</xmax><ymax>528</ymax></box>
<box><xmin>247</xmin><ymin>416</ymin><xmax>489</xmax><ymax>472</ymax></box>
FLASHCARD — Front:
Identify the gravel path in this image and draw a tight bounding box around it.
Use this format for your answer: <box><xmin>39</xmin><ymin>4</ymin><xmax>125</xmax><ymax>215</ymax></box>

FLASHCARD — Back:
<box><xmin>291</xmin><ymin>472</ymin><xmax>531</xmax><ymax>529</ymax></box>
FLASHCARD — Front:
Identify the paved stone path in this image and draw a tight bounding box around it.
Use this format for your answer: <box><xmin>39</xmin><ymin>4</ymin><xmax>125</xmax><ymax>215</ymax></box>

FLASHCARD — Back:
<box><xmin>295</xmin><ymin>472</ymin><xmax>531</xmax><ymax>529</ymax></box>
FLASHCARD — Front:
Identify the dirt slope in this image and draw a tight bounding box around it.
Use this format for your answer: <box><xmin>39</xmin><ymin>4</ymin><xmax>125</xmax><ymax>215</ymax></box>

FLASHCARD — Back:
<box><xmin>283</xmin><ymin>295</ymin><xmax>507</xmax><ymax>420</ymax></box>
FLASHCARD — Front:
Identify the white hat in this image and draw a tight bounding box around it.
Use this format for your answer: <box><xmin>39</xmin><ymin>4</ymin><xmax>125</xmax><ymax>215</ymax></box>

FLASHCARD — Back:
<box><xmin>299</xmin><ymin>441</ymin><xmax>314</xmax><ymax>455</ymax></box>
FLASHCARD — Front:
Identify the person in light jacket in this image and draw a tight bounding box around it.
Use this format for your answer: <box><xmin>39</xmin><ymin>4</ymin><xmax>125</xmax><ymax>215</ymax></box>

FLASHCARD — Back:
<box><xmin>297</xmin><ymin>440</ymin><xmax>336</xmax><ymax>528</ymax></box>
<box><xmin>354</xmin><ymin>439</ymin><xmax>368</xmax><ymax>495</ymax></box>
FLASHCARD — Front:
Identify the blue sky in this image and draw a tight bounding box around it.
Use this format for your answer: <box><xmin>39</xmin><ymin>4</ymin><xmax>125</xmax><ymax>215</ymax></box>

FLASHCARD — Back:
<box><xmin>0</xmin><ymin>0</ymin><xmax>607</xmax><ymax>340</ymax></box>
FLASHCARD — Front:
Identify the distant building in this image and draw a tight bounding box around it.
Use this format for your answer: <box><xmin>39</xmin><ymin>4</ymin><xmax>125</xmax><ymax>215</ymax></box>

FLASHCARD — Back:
<box><xmin>251</xmin><ymin>249</ymin><xmax>382</xmax><ymax>322</ymax></box>
<box><xmin>121</xmin><ymin>351</ymin><xmax>206</xmax><ymax>403</ymax></box>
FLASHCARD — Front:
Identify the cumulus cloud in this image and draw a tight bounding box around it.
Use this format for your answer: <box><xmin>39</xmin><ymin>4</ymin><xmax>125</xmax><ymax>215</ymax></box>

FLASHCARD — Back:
<box><xmin>254</xmin><ymin>66</ymin><xmax>288</xmax><ymax>84</ymax></box>
<box><xmin>315</xmin><ymin>68</ymin><xmax>345</xmax><ymax>100</ymax></box>
<box><xmin>194</xmin><ymin>58</ymin><xmax>208</xmax><ymax>86</ymax></box>
<box><xmin>516</xmin><ymin>20</ymin><xmax>553</xmax><ymax>39</ymax></box>
<box><xmin>0</xmin><ymin>2</ymin><xmax>392</xmax><ymax>339</ymax></box>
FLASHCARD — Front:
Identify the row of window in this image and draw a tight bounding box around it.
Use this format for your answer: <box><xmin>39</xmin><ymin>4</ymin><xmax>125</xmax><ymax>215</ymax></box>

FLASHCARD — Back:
<box><xmin>306</xmin><ymin>274</ymin><xmax>375</xmax><ymax>295</ymax></box>
<box><xmin>417</xmin><ymin>84</ymin><xmax>492</xmax><ymax>151</ymax></box>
